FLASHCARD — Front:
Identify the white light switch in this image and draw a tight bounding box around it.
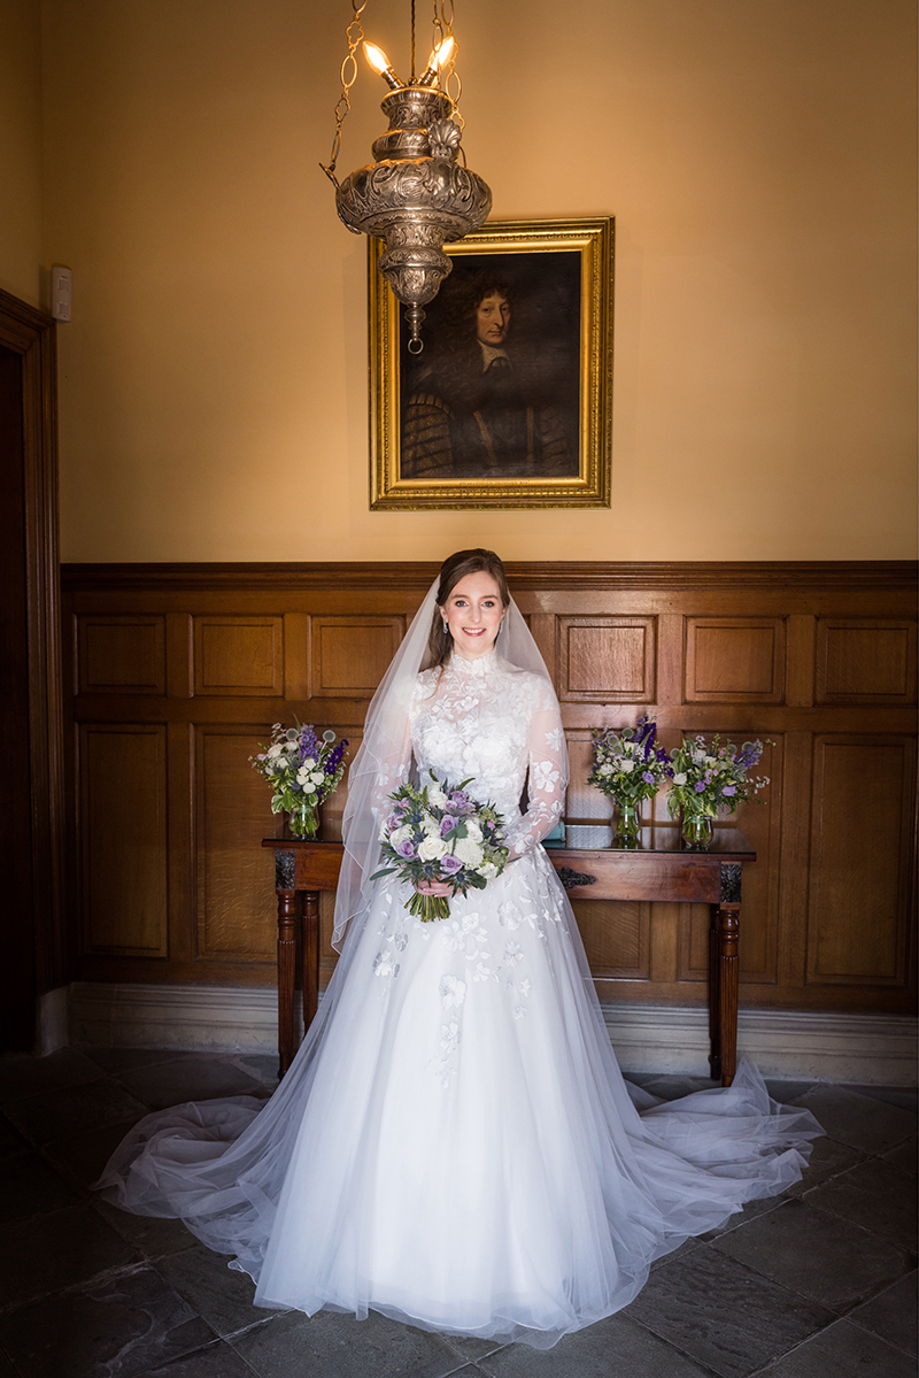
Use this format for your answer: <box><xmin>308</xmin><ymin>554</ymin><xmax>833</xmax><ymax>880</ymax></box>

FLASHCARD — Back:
<box><xmin>51</xmin><ymin>265</ymin><xmax>72</xmax><ymax>322</ymax></box>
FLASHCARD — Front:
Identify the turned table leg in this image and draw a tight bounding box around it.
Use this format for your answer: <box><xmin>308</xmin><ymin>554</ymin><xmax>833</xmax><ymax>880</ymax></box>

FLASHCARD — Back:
<box><xmin>710</xmin><ymin>863</ymin><xmax>743</xmax><ymax>1087</ymax></box>
<box><xmin>274</xmin><ymin>849</ymin><xmax>298</xmax><ymax>1079</ymax></box>
<box><xmin>302</xmin><ymin>889</ymin><xmax>320</xmax><ymax>1033</ymax></box>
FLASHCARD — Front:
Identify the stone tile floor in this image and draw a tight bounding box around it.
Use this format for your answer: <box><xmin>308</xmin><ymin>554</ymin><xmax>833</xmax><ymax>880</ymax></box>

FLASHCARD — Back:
<box><xmin>0</xmin><ymin>1047</ymin><xmax>915</xmax><ymax>1378</ymax></box>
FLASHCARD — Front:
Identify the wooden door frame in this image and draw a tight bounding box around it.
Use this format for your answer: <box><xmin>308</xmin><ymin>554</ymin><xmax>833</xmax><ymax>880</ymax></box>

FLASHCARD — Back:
<box><xmin>0</xmin><ymin>286</ymin><xmax>67</xmax><ymax>1023</ymax></box>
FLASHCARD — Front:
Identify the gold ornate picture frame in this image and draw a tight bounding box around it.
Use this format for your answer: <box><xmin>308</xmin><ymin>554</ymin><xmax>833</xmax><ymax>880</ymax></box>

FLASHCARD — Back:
<box><xmin>369</xmin><ymin>217</ymin><xmax>614</xmax><ymax>509</ymax></box>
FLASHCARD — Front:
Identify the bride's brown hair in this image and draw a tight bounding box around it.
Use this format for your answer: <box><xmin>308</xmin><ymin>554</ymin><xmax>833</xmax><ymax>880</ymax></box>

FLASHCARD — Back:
<box><xmin>422</xmin><ymin>548</ymin><xmax>511</xmax><ymax>671</ymax></box>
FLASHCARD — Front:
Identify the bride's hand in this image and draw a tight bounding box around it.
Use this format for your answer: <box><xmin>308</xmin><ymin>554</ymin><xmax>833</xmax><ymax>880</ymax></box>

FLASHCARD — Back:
<box><xmin>415</xmin><ymin>879</ymin><xmax>452</xmax><ymax>898</ymax></box>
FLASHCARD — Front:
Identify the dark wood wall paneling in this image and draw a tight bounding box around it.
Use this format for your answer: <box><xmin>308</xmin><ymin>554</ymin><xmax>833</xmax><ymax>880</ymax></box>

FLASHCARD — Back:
<box><xmin>60</xmin><ymin>562</ymin><xmax>918</xmax><ymax>1017</ymax></box>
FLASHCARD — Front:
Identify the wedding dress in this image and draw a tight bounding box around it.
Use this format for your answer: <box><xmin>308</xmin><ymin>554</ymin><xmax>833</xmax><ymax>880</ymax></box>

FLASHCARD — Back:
<box><xmin>97</xmin><ymin>635</ymin><xmax>821</xmax><ymax>1350</ymax></box>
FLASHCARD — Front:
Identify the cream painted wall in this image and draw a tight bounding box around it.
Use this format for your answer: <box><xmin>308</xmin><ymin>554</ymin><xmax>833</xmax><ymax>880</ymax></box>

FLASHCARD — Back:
<box><xmin>0</xmin><ymin>0</ymin><xmax>43</xmax><ymax>308</ymax></box>
<box><xmin>36</xmin><ymin>0</ymin><xmax>917</xmax><ymax>562</ymax></box>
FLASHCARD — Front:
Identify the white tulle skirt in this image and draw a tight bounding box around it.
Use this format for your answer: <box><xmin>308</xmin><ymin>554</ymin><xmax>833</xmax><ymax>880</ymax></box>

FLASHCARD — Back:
<box><xmin>96</xmin><ymin>848</ymin><xmax>821</xmax><ymax>1349</ymax></box>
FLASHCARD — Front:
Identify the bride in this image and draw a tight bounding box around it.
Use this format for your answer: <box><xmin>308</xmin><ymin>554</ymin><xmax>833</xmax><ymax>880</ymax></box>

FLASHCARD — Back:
<box><xmin>97</xmin><ymin>548</ymin><xmax>820</xmax><ymax>1349</ymax></box>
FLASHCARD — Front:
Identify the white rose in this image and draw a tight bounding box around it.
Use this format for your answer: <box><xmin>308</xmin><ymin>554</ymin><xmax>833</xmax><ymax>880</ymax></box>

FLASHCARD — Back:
<box><xmin>672</xmin><ymin>773</ymin><xmax>687</xmax><ymax>786</ymax></box>
<box><xmin>418</xmin><ymin>834</ymin><xmax>447</xmax><ymax>862</ymax></box>
<box><xmin>453</xmin><ymin>836</ymin><xmax>484</xmax><ymax>867</ymax></box>
<box><xmin>619</xmin><ymin>760</ymin><xmax>635</xmax><ymax>774</ymax></box>
<box><xmin>427</xmin><ymin>786</ymin><xmax>447</xmax><ymax>809</ymax></box>
<box><xmin>479</xmin><ymin>860</ymin><xmax>499</xmax><ymax>881</ymax></box>
<box><xmin>309</xmin><ymin>772</ymin><xmax>325</xmax><ymax>787</ymax></box>
<box><xmin>389</xmin><ymin>825</ymin><xmax>410</xmax><ymax>846</ymax></box>
<box><xmin>465</xmin><ymin>819</ymin><xmax>482</xmax><ymax>842</ymax></box>
<box><xmin>598</xmin><ymin>764</ymin><xmax>613</xmax><ymax>777</ymax></box>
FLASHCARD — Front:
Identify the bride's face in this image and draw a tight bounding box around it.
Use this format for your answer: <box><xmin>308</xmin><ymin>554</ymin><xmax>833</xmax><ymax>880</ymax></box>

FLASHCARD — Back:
<box><xmin>440</xmin><ymin>571</ymin><xmax>506</xmax><ymax>659</ymax></box>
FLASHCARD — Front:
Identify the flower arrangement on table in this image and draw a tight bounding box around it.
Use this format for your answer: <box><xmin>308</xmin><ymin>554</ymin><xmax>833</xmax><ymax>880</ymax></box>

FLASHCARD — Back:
<box><xmin>667</xmin><ymin>734</ymin><xmax>771</xmax><ymax>847</ymax></box>
<box><xmin>250</xmin><ymin>721</ymin><xmax>348</xmax><ymax>839</ymax></box>
<box><xmin>587</xmin><ymin>716</ymin><xmax>671</xmax><ymax>845</ymax></box>
<box><xmin>371</xmin><ymin>771</ymin><xmax>509</xmax><ymax>922</ymax></box>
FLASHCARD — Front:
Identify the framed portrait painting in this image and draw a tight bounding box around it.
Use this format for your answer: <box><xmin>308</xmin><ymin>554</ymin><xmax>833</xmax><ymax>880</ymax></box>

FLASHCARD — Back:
<box><xmin>368</xmin><ymin>217</ymin><xmax>614</xmax><ymax>509</ymax></box>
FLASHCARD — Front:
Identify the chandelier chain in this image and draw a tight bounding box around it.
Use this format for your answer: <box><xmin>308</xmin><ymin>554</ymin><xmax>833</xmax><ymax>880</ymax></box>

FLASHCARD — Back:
<box><xmin>432</xmin><ymin>0</ymin><xmax>463</xmax><ymax>127</ymax></box>
<box><xmin>319</xmin><ymin>0</ymin><xmax>368</xmax><ymax>187</ymax></box>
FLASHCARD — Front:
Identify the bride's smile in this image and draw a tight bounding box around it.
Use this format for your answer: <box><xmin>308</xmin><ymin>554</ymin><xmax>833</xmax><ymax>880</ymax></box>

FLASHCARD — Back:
<box><xmin>440</xmin><ymin>570</ymin><xmax>506</xmax><ymax>659</ymax></box>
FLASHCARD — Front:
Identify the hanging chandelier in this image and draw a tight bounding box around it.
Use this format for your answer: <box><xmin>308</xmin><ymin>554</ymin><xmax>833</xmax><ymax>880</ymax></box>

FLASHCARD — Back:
<box><xmin>321</xmin><ymin>0</ymin><xmax>492</xmax><ymax>351</ymax></box>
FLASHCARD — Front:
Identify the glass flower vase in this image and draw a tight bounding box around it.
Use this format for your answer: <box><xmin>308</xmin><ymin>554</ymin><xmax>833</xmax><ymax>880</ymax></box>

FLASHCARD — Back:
<box><xmin>682</xmin><ymin>811</ymin><xmax>714</xmax><ymax>850</ymax></box>
<box><xmin>614</xmin><ymin>800</ymin><xmax>641</xmax><ymax>848</ymax></box>
<box><xmin>287</xmin><ymin>800</ymin><xmax>319</xmax><ymax>840</ymax></box>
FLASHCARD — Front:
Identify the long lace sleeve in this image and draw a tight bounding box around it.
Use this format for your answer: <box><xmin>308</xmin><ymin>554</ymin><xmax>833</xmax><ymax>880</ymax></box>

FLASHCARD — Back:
<box><xmin>369</xmin><ymin>707</ymin><xmax>414</xmax><ymax>825</ymax></box>
<box><xmin>504</xmin><ymin>679</ymin><xmax>568</xmax><ymax>858</ymax></box>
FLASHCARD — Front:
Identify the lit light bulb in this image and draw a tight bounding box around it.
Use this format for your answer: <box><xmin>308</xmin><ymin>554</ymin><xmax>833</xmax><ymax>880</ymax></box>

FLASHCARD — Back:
<box><xmin>418</xmin><ymin>35</ymin><xmax>455</xmax><ymax>86</ymax></box>
<box><xmin>363</xmin><ymin>41</ymin><xmax>404</xmax><ymax>90</ymax></box>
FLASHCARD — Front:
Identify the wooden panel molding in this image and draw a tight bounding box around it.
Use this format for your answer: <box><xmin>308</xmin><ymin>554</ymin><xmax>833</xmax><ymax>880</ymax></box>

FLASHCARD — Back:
<box><xmin>816</xmin><ymin>620</ymin><xmax>917</xmax><ymax>704</ymax></box>
<box><xmin>77</xmin><ymin>615</ymin><xmax>166</xmax><ymax>695</ymax></box>
<box><xmin>194</xmin><ymin>726</ymin><xmax>279</xmax><ymax>961</ymax></box>
<box><xmin>807</xmin><ymin>734</ymin><xmax>915</xmax><ymax>987</ymax></box>
<box><xmin>192</xmin><ymin>616</ymin><xmax>283</xmax><ymax>696</ymax></box>
<box><xmin>557</xmin><ymin>616</ymin><xmax>657</xmax><ymax>702</ymax></box>
<box><xmin>79</xmin><ymin>724</ymin><xmax>168</xmax><ymax>957</ymax></box>
<box><xmin>310</xmin><ymin>616</ymin><xmax>405</xmax><ymax>697</ymax></box>
<box><xmin>684</xmin><ymin>618</ymin><xmax>785</xmax><ymax>704</ymax></box>
<box><xmin>60</xmin><ymin>561</ymin><xmax>917</xmax><ymax>1020</ymax></box>
<box><xmin>572</xmin><ymin>899</ymin><xmax>651</xmax><ymax>980</ymax></box>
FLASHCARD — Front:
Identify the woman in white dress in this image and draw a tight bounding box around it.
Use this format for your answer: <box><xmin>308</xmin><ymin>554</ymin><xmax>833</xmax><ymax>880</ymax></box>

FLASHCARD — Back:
<box><xmin>97</xmin><ymin>548</ymin><xmax>820</xmax><ymax>1350</ymax></box>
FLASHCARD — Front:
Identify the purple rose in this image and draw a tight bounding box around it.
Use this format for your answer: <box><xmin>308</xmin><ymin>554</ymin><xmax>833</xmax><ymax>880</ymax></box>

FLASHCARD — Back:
<box><xmin>385</xmin><ymin>814</ymin><xmax>402</xmax><ymax>833</ymax></box>
<box><xmin>440</xmin><ymin>815</ymin><xmax>458</xmax><ymax>838</ymax></box>
<box><xmin>642</xmin><ymin>771</ymin><xmax>655</xmax><ymax>785</ymax></box>
<box><xmin>440</xmin><ymin>853</ymin><xmax>463</xmax><ymax>875</ymax></box>
<box><xmin>396</xmin><ymin>839</ymin><xmax>417</xmax><ymax>859</ymax></box>
<box><xmin>722</xmin><ymin>785</ymin><xmax>737</xmax><ymax>796</ymax></box>
<box><xmin>694</xmin><ymin>781</ymin><xmax>706</xmax><ymax>793</ymax></box>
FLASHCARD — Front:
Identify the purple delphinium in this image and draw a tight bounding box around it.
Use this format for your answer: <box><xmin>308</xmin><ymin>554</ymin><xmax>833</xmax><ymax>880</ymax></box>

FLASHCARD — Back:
<box><xmin>299</xmin><ymin>724</ymin><xmax>321</xmax><ymax>760</ymax></box>
<box><xmin>636</xmin><ymin>715</ymin><xmax>658</xmax><ymax>760</ymax></box>
<box><xmin>325</xmin><ymin>738</ymin><xmax>348</xmax><ymax>773</ymax></box>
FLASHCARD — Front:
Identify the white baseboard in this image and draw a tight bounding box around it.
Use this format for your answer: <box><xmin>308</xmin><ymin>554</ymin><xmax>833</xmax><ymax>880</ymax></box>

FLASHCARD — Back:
<box><xmin>68</xmin><ymin>982</ymin><xmax>918</xmax><ymax>1086</ymax></box>
<box><xmin>38</xmin><ymin>986</ymin><xmax>71</xmax><ymax>1055</ymax></box>
<box><xmin>69</xmin><ymin>981</ymin><xmax>299</xmax><ymax>1055</ymax></box>
<box><xmin>602</xmin><ymin>1003</ymin><xmax>918</xmax><ymax>1086</ymax></box>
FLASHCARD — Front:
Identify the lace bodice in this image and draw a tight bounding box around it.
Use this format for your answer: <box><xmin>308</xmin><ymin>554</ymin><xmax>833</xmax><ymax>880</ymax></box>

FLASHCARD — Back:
<box><xmin>408</xmin><ymin>651</ymin><xmax>568</xmax><ymax>857</ymax></box>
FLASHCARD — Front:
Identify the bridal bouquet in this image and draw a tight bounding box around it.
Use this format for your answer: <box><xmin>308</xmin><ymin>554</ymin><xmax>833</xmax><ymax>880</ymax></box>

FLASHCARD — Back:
<box><xmin>371</xmin><ymin>771</ymin><xmax>509</xmax><ymax>922</ymax></box>
<box><xmin>667</xmin><ymin>734</ymin><xmax>771</xmax><ymax>819</ymax></box>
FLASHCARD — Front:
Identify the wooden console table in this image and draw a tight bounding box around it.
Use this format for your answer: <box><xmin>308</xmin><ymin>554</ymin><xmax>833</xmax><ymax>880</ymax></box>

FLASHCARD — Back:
<box><xmin>262</xmin><ymin>824</ymin><xmax>755</xmax><ymax>1085</ymax></box>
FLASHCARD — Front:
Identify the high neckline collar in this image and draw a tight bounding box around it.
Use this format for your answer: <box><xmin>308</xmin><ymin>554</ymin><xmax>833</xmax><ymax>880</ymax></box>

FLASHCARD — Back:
<box><xmin>449</xmin><ymin>648</ymin><xmax>498</xmax><ymax>677</ymax></box>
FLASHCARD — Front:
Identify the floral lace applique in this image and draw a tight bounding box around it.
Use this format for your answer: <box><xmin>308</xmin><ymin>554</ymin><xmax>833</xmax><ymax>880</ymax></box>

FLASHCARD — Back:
<box><xmin>440</xmin><ymin>975</ymin><xmax>466</xmax><ymax>1009</ymax></box>
<box><xmin>502</xmin><ymin>941</ymin><xmax>524</xmax><ymax>968</ymax></box>
<box><xmin>411</xmin><ymin>654</ymin><xmax>567</xmax><ymax>863</ymax></box>
<box><xmin>372</xmin><ymin>950</ymin><xmax>400</xmax><ymax>980</ymax></box>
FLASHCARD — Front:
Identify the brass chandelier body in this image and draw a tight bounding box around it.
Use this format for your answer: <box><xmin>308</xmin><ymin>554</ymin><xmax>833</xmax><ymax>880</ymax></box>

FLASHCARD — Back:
<box><xmin>323</xmin><ymin>2</ymin><xmax>492</xmax><ymax>347</ymax></box>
